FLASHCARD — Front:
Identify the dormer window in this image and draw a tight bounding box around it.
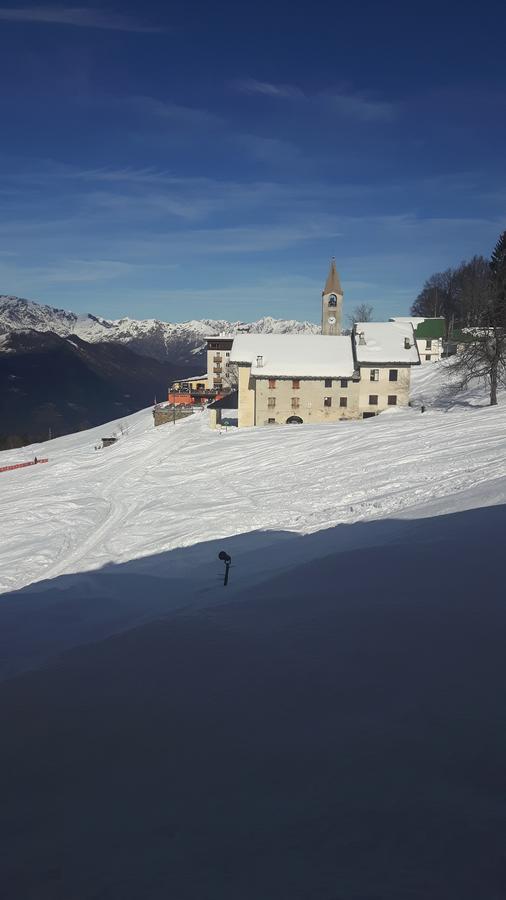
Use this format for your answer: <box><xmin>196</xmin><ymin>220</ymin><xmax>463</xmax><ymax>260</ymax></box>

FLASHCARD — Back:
<box><xmin>404</xmin><ymin>338</ymin><xmax>411</xmax><ymax>349</ymax></box>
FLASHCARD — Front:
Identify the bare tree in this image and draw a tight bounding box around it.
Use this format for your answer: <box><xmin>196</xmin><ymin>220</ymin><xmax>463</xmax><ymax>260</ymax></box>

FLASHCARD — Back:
<box><xmin>449</xmin><ymin>232</ymin><xmax>506</xmax><ymax>406</ymax></box>
<box><xmin>411</xmin><ymin>267</ymin><xmax>458</xmax><ymax>323</ymax></box>
<box><xmin>450</xmin><ymin>327</ymin><xmax>505</xmax><ymax>405</ymax></box>
<box><xmin>347</xmin><ymin>304</ymin><xmax>373</xmax><ymax>327</ymax></box>
<box><xmin>411</xmin><ymin>257</ymin><xmax>491</xmax><ymax>333</ymax></box>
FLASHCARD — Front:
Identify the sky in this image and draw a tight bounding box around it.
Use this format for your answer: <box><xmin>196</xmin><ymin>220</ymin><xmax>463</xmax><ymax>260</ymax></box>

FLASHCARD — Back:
<box><xmin>0</xmin><ymin>0</ymin><xmax>505</xmax><ymax>324</ymax></box>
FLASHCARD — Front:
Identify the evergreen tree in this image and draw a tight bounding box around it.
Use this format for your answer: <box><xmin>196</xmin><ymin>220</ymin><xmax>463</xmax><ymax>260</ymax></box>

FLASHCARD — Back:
<box><xmin>489</xmin><ymin>231</ymin><xmax>506</xmax><ymax>327</ymax></box>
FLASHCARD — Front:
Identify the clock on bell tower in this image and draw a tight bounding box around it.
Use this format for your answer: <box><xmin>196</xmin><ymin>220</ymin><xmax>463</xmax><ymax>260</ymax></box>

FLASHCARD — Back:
<box><xmin>321</xmin><ymin>258</ymin><xmax>343</xmax><ymax>335</ymax></box>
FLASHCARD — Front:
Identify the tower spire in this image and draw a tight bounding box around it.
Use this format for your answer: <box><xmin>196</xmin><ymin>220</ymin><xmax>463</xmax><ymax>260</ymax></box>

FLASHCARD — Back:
<box><xmin>323</xmin><ymin>257</ymin><xmax>343</xmax><ymax>296</ymax></box>
<box><xmin>321</xmin><ymin>258</ymin><xmax>343</xmax><ymax>335</ymax></box>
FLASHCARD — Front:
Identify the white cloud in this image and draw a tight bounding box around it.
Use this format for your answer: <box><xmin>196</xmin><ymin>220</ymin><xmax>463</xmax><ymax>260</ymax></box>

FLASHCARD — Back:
<box><xmin>0</xmin><ymin>6</ymin><xmax>163</xmax><ymax>32</ymax></box>
<box><xmin>234</xmin><ymin>78</ymin><xmax>397</xmax><ymax>123</ymax></box>
<box><xmin>0</xmin><ymin>257</ymin><xmax>137</xmax><ymax>288</ymax></box>
<box><xmin>234</xmin><ymin>79</ymin><xmax>304</xmax><ymax>100</ymax></box>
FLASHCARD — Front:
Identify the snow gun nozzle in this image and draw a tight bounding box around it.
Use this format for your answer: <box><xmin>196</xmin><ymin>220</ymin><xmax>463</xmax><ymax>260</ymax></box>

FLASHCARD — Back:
<box><xmin>218</xmin><ymin>550</ymin><xmax>232</xmax><ymax>586</ymax></box>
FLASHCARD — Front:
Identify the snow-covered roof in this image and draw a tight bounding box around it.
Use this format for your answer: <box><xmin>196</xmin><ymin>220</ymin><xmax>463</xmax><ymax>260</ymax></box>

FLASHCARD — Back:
<box><xmin>230</xmin><ymin>333</ymin><xmax>355</xmax><ymax>377</ymax></box>
<box><xmin>176</xmin><ymin>374</ymin><xmax>207</xmax><ymax>383</ymax></box>
<box><xmin>389</xmin><ymin>316</ymin><xmax>426</xmax><ymax>327</ymax></box>
<box><xmin>354</xmin><ymin>322</ymin><xmax>420</xmax><ymax>365</ymax></box>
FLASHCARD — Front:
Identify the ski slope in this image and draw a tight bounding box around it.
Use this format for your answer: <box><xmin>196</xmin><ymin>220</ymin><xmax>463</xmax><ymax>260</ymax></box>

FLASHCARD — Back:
<box><xmin>2</xmin><ymin>360</ymin><xmax>506</xmax><ymax>896</ymax></box>
<box><xmin>1</xmin><ymin>360</ymin><xmax>505</xmax><ymax>598</ymax></box>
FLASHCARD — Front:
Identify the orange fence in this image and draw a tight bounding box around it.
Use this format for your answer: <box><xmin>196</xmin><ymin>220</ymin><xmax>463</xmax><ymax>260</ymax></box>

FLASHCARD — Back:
<box><xmin>0</xmin><ymin>459</ymin><xmax>48</xmax><ymax>474</ymax></box>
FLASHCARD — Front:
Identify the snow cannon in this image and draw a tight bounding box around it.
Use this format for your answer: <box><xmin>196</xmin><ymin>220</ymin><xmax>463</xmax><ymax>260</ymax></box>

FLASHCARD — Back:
<box><xmin>218</xmin><ymin>550</ymin><xmax>232</xmax><ymax>586</ymax></box>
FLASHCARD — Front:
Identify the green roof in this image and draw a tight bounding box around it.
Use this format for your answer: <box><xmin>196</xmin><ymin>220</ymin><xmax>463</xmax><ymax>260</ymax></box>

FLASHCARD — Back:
<box><xmin>414</xmin><ymin>319</ymin><xmax>445</xmax><ymax>339</ymax></box>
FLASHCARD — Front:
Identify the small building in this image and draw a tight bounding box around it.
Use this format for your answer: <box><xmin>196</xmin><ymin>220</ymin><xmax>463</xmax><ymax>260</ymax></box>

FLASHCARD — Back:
<box><xmin>171</xmin><ymin>375</ymin><xmax>208</xmax><ymax>392</ymax></box>
<box><xmin>389</xmin><ymin>316</ymin><xmax>445</xmax><ymax>363</ymax></box>
<box><xmin>167</xmin><ymin>374</ymin><xmax>216</xmax><ymax>407</ymax></box>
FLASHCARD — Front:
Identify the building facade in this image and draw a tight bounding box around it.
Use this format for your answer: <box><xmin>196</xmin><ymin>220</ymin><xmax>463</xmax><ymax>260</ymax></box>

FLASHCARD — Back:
<box><xmin>206</xmin><ymin>262</ymin><xmax>421</xmax><ymax>428</ymax></box>
<box><xmin>206</xmin><ymin>337</ymin><xmax>233</xmax><ymax>391</ymax></box>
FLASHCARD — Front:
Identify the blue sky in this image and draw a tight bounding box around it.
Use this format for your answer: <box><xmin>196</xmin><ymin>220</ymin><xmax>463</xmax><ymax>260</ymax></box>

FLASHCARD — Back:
<box><xmin>0</xmin><ymin>1</ymin><xmax>505</xmax><ymax>323</ymax></box>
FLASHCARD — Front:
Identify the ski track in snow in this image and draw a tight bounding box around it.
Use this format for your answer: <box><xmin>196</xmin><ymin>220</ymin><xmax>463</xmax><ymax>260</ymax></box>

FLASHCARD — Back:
<box><xmin>1</xmin><ymin>361</ymin><xmax>506</xmax><ymax>595</ymax></box>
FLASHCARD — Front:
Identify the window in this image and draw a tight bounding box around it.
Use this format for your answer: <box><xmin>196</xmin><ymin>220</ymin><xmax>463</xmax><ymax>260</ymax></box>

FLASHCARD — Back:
<box><xmin>370</xmin><ymin>369</ymin><xmax>379</xmax><ymax>382</ymax></box>
<box><xmin>389</xmin><ymin>369</ymin><xmax>398</xmax><ymax>382</ymax></box>
<box><xmin>328</xmin><ymin>297</ymin><xmax>337</xmax><ymax>307</ymax></box>
<box><xmin>388</xmin><ymin>395</ymin><xmax>397</xmax><ymax>406</ymax></box>
<box><xmin>213</xmin><ymin>354</ymin><xmax>221</xmax><ymax>361</ymax></box>
<box><xmin>340</xmin><ymin>397</ymin><xmax>347</xmax><ymax>408</ymax></box>
<box><xmin>268</xmin><ymin>378</ymin><xmax>276</xmax><ymax>389</ymax></box>
<box><xmin>324</xmin><ymin>397</ymin><xmax>332</xmax><ymax>407</ymax></box>
<box><xmin>225</xmin><ymin>351</ymin><xmax>230</xmax><ymax>357</ymax></box>
<box><xmin>369</xmin><ymin>395</ymin><xmax>378</xmax><ymax>405</ymax></box>
<box><xmin>292</xmin><ymin>379</ymin><xmax>300</xmax><ymax>389</ymax></box>
<box><xmin>425</xmin><ymin>340</ymin><xmax>432</xmax><ymax>350</ymax></box>
<box><xmin>268</xmin><ymin>418</ymin><xmax>275</xmax><ymax>424</ymax></box>
<box><xmin>291</xmin><ymin>397</ymin><xmax>300</xmax><ymax>409</ymax></box>
<box><xmin>340</xmin><ymin>378</ymin><xmax>348</xmax><ymax>388</ymax></box>
<box><xmin>268</xmin><ymin>397</ymin><xmax>276</xmax><ymax>408</ymax></box>
<box><xmin>425</xmin><ymin>354</ymin><xmax>432</xmax><ymax>361</ymax></box>
<box><xmin>324</xmin><ymin>378</ymin><xmax>332</xmax><ymax>388</ymax></box>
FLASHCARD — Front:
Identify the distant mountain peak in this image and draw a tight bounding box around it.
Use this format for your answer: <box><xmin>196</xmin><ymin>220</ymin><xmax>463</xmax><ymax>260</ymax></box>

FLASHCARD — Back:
<box><xmin>0</xmin><ymin>295</ymin><xmax>319</xmax><ymax>365</ymax></box>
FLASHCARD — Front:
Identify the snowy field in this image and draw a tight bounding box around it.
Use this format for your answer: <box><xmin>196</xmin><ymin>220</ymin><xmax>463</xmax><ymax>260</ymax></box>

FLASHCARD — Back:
<box><xmin>1</xmin><ymin>359</ymin><xmax>506</xmax><ymax>678</ymax></box>
<box><xmin>0</xmin><ymin>360</ymin><xmax>505</xmax><ymax>681</ymax></box>
<box><xmin>1</xmin><ymin>360</ymin><xmax>505</xmax><ymax>599</ymax></box>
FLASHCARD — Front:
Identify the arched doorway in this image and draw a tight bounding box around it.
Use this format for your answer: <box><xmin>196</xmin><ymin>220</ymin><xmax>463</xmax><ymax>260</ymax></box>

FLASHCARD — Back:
<box><xmin>286</xmin><ymin>415</ymin><xmax>303</xmax><ymax>424</ymax></box>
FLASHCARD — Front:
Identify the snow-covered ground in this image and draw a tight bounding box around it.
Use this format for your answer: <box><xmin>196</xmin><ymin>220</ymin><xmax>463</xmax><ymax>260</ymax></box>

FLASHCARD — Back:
<box><xmin>2</xmin><ymin>360</ymin><xmax>506</xmax><ymax>899</ymax></box>
<box><xmin>1</xmin><ymin>360</ymin><xmax>505</xmax><ymax>677</ymax></box>
<box><xmin>1</xmin><ymin>360</ymin><xmax>505</xmax><ymax>594</ymax></box>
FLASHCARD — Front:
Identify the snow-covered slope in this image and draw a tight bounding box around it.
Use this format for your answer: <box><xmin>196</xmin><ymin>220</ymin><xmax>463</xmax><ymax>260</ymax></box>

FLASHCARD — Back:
<box><xmin>0</xmin><ymin>295</ymin><xmax>319</xmax><ymax>363</ymax></box>
<box><xmin>0</xmin><ymin>359</ymin><xmax>505</xmax><ymax>678</ymax></box>
<box><xmin>0</xmin><ymin>359</ymin><xmax>504</xmax><ymax>589</ymax></box>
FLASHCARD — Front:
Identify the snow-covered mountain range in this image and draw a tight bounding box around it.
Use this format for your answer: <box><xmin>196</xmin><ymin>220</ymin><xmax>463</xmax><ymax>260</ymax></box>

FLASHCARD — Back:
<box><xmin>0</xmin><ymin>296</ymin><xmax>319</xmax><ymax>365</ymax></box>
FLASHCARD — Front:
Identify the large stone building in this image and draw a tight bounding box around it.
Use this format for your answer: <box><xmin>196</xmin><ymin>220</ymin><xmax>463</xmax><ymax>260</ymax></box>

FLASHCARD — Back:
<box><xmin>207</xmin><ymin>262</ymin><xmax>421</xmax><ymax>428</ymax></box>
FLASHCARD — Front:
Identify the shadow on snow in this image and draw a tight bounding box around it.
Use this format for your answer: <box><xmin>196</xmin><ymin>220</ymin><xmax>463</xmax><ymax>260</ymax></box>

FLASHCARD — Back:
<box><xmin>0</xmin><ymin>505</ymin><xmax>505</xmax><ymax>899</ymax></box>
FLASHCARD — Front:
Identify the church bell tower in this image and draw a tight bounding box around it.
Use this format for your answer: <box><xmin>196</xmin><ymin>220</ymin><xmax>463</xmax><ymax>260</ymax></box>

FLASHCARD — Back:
<box><xmin>321</xmin><ymin>258</ymin><xmax>343</xmax><ymax>335</ymax></box>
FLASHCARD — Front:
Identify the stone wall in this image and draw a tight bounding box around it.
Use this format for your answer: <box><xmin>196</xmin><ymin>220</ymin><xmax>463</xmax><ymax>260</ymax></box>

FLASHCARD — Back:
<box><xmin>153</xmin><ymin>407</ymin><xmax>194</xmax><ymax>427</ymax></box>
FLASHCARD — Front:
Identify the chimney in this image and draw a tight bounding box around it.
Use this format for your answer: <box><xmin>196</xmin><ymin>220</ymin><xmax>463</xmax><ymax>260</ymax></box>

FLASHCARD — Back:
<box><xmin>256</xmin><ymin>355</ymin><xmax>264</xmax><ymax>367</ymax></box>
<box><xmin>358</xmin><ymin>331</ymin><xmax>366</xmax><ymax>345</ymax></box>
